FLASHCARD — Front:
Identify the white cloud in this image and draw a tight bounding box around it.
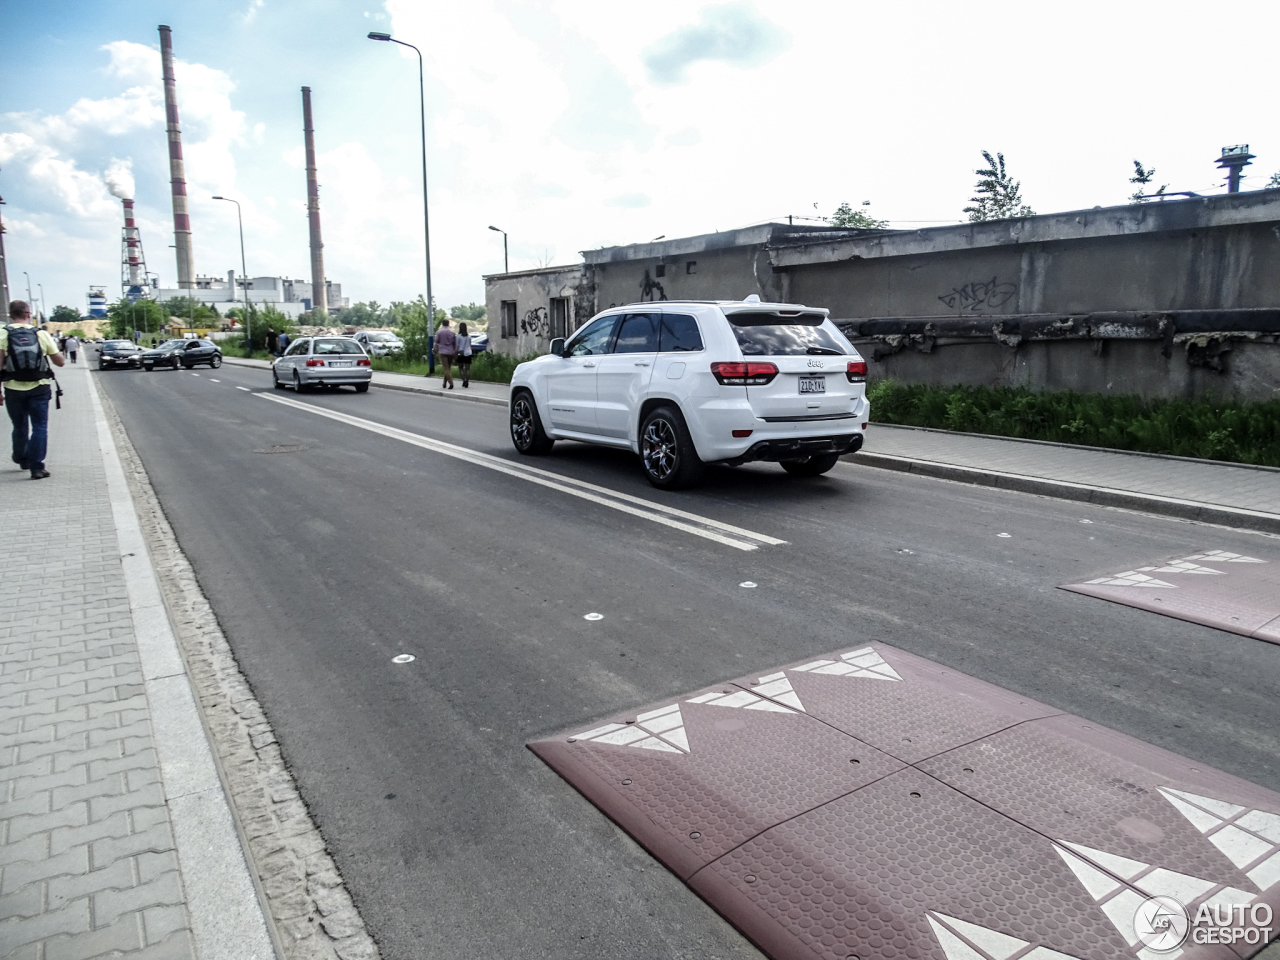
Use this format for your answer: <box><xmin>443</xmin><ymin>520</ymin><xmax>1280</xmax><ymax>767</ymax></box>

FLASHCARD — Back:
<box><xmin>641</xmin><ymin>2</ymin><xmax>790</xmax><ymax>86</ymax></box>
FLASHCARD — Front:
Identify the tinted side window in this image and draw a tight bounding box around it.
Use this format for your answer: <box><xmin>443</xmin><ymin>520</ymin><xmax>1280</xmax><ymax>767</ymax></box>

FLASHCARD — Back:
<box><xmin>566</xmin><ymin>316</ymin><xmax>619</xmax><ymax>357</ymax></box>
<box><xmin>286</xmin><ymin>340</ymin><xmax>310</xmax><ymax>356</ymax></box>
<box><xmin>658</xmin><ymin>314</ymin><xmax>703</xmax><ymax>352</ymax></box>
<box><xmin>613</xmin><ymin>314</ymin><xmax>659</xmax><ymax>354</ymax></box>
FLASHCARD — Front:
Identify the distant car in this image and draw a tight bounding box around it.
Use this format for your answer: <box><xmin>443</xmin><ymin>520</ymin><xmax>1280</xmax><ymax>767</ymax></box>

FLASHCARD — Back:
<box><xmin>272</xmin><ymin>336</ymin><xmax>372</xmax><ymax>392</ymax></box>
<box><xmin>469</xmin><ymin>333</ymin><xmax>489</xmax><ymax>354</ymax></box>
<box><xmin>351</xmin><ymin>330</ymin><xmax>404</xmax><ymax>356</ymax></box>
<box><xmin>141</xmin><ymin>339</ymin><xmax>222</xmax><ymax>371</ymax></box>
<box><xmin>97</xmin><ymin>340</ymin><xmax>143</xmax><ymax>370</ymax></box>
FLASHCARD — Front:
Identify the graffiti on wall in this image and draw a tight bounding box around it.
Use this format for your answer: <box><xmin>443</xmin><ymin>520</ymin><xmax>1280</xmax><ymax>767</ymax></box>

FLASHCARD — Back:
<box><xmin>938</xmin><ymin>277</ymin><xmax>1017</xmax><ymax>312</ymax></box>
<box><xmin>640</xmin><ymin>269</ymin><xmax>668</xmax><ymax>302</ymax></box>
<box><xmin>519</xmin><ymin>306</ymin><xmax>550</xmax><ymax>338</ymax></box>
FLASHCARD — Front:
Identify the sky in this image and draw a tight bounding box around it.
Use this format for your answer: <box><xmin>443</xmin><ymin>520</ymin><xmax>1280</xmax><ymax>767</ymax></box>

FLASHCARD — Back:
<box><xmin>3</xmin><ymin>0</ymin><xmax>1280</xmax><ymax>316</ymax></box>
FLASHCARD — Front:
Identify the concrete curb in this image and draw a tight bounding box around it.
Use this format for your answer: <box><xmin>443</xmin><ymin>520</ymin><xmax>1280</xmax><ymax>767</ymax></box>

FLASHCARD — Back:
<box><xmin>846</xmin><ymin>450</ymin><xmax>1280</xmax><ymax>534</ymax></box>
<box><xmin>222</xmin><ymin>355</ymin><xmax>508</xmax><ymax>407</ymax></box>
<box><xmin>84</xmin><ymin>367</ymin><xmax>279</xmax><ymax>960</ymax></box>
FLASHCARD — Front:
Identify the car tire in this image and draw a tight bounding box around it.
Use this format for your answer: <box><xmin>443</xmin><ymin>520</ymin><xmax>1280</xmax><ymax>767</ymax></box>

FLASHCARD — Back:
<box><xmin>211</xmin><ymin>355</ymin><xmax>222</xmax><ymax>368</ymax></box>
<box><xmin>293</xmin><ymin>371</ymin><xmax>307</xmax><ymax>393</ymax></box>
<box><xmin>781</xmin><ymin>453</ymin><xmax>841</xmax><ymax>477</ymax></box>
<box><xmin>355</xmin><ymin>383</ymin><xmax>369</xmax><ymax>393</ymax></box>
<box><xmin>143</xmin><ymin>364</ymin><xmax>153</xmax><ymax>372</ymax></box>
<box><xmin>98</xmin><ymin>361</ymin><xmax>106</xmax><ymax>371</ymax></box>
<box><xmin>640</xmin><ymin>405</ymin><xmax>704</xmax><ymax>489</ymax></box>
<box><xmin>273</xmin><ymin>370</ymin><xmax>286</xmax><ymax>390</ymax></box>
<box><xmin>171</xmin><ymin>357</ymin><xmax>180</xmax><ymax>370</ymax></box>
<box><xmin>510</xmin><ymin>390</ymin><xmax>554</xmax><ymax>455</ymax></box>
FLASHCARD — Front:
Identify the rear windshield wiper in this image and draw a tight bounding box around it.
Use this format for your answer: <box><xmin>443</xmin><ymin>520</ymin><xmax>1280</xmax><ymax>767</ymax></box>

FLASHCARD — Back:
<box><xmin>806</xmin><ymin>347</ymin><xmax>843</xmax><ymax>355</ymax></box>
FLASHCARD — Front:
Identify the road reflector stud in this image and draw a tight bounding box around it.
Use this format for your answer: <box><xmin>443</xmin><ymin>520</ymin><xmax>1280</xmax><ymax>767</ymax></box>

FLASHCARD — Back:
<box><xmin>529</xmin><ymin>641</ymin><xmax>1280</xmax><ymax>960</ymax></box>
<box><xmin>391</xmin><ymin>654</ymin><xmax>415</xmax><ymax>664</ymax></box>
<box><xmin>740</xmin><ymin>581</ymin><xmax>758</xmax><ymax>588</ymax></box>
<box><xmin>584</xmin><ymin>612</ymin><xmax>604</xmax><ymax>621</ymax></box>
<box><xmin>998</xmin><ymin>532</ymin><xmax>1012</xmax><ymax>538</ymax></box>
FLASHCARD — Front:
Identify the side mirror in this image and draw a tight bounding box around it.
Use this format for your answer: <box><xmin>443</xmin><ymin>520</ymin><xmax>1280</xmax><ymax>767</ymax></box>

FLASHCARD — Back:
<box><xmin>549</xmin><ymin>337</ymin><xmax>566</xmax><ymax>357</ymax></box>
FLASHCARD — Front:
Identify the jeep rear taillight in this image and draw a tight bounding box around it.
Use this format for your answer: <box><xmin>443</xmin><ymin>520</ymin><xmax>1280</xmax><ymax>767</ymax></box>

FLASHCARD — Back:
<box><xmin>846</xmin><ymin>360</ymin><xmax>868</xmax><ymax>382</ymax></box>
<box><xmin>711</xmin><ymin>361</ymin><xmax>778</xmax><ymax>386</ymax></box>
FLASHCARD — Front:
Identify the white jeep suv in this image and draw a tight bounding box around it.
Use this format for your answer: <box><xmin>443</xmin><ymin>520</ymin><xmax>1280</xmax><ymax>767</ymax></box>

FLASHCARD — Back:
<box><xmin>508</xmin><ymin>297</ymin><xmax>869</xmax><ymax>488</ymax></box>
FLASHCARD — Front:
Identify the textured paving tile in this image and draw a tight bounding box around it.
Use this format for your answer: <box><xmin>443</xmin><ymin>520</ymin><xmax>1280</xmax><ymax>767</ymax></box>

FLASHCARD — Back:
<box><xmin>0</xmin><ymin>369</ymin><xmax>196</xmax><ymax>959</ymax></box>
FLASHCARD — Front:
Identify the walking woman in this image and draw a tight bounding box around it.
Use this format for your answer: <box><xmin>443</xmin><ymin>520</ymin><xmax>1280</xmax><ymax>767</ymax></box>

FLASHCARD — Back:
<box><xmin>435</xmin><ymin>318</ymin><xmax>457</xmax><ymax>389</ymax></box>
<box><xmin>456</xmin><ymin>322</ymin><xmax>473</xmax><ymax>389</ymax></box>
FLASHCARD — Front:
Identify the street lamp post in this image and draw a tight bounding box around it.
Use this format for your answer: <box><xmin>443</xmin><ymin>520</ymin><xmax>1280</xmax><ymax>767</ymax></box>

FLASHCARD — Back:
<box><xmin>37</xmin><ymin>284</ymin><xmax>45</xmax><ymax>324</ymax></box>
<box><xmin>212</xmin><ymin>196</ymin><xmax>251</xmax><ymax>354</ymax></box>
<box><xmin>23</xmin><ymin>271</ymin><xmax>33</xmax><ymax>306</ymax></box>
<box><xmin>368</xmin><ymin>30</ymin><xmax>435</xmax><ymax>375</ymax></box>
<box><xmin>489</xmin><ymin>226</ymin><xmax>508</xmax><ymax>273</ymax></box>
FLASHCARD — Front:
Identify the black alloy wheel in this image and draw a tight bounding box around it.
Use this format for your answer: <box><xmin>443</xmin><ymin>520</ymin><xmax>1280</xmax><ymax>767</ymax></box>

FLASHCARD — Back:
<box><xmin>639</xmin><ymin>406</ymin><xmax>704</xmax><ymax>490</ymax></box>
<box><xmin>210</xmin><ymin>354</ymin><xmax>222</xmax><ymax>368</ymax></box>
<box><xmin>510</xmin><ymin>391</ymin><xmax>554</xmax><ymax>455</ymax></box>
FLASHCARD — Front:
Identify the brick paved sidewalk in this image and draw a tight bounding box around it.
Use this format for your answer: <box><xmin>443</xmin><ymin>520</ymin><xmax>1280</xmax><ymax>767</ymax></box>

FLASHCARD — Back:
<box><xmin>1</xmin><ymin>366</ymin><xmax>275</xmax><ymax>959</ymax></box>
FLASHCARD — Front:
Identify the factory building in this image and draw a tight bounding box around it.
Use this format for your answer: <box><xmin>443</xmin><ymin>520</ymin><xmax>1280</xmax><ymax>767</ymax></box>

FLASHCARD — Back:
<box><xmin>153</xmin><ymin>272</ymin><xmax>348</xmax><ymax>319</ymax></box>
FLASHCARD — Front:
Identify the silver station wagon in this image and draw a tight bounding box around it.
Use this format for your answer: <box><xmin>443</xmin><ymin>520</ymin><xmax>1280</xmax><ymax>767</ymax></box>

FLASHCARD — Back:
<box><xmin>272</xmin><ymin>337</ymin><xmax>372</xmax><ymax>392</ymax></box>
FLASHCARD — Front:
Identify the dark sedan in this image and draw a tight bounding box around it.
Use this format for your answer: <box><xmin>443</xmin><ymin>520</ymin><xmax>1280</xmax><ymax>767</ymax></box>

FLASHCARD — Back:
<box><xmin>97</xmin><ymin>340</ymin><xmax>143</xmax><ymax>370</ymax></box>
<box><xmin>142</xmin><ymin>339</ymin><xmax>223</xmax><ymax>371</ymax></box>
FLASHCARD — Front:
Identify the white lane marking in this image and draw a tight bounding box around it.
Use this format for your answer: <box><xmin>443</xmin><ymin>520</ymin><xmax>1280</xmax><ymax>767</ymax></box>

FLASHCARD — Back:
<box><xmin>391</xmin><ymin>654</ymin><xmax>415</xmax><ymax>664</ymax></box>
<box><xmin>236</xmin><ymin>386</ymin><xmax>250</xmax><ymax>392</ymax></box>
<box><xmin>583</xmin><ymin>613</ymin><xmax>604</xmax><ymax>621</ymax></box>
<box><xmin>209</xmin><ymin>379</ymin><xmax>221</xmax><ymax>383</ymax></box>
<box><xmin>257</xmin><ymin>393</ymin><xmax>781</xmax><ymax>551</ymax></box>
<box><xmin>997</xmin><ymin>532</ymin><xmax>1011</xmax><ymax>538</ymax></box>
<box><xmin>191</xmin><ymin>372</ymin><xmax>200</xmax><ymax>376</ymax></box>
<box><xmin>740</xmin><ymin>581</ymin><xmax>757</xmax><ymax>588</ymax></box>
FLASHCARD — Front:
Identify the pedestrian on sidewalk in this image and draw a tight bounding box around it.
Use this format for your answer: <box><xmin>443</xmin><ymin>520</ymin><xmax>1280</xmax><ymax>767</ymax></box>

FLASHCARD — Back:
<box><xmin>1</xmin><ymin>300</ymin><xmax>65</xmax><ymax>480</ymax></box>
<box><xmin>65</xmin><ymin>335</ymin><xmax>80</xmax><ymax>364</ymax></box>
<box><xmin>279</xmin><ymin>331</ymin><xmax>290</xmax><ymax>355</ymax></box>
<box><xmin>266</xmin><ymin>327</ymin><xmax>279</xmax><ymax>356</ymax></box>
<box><xmin>456</xmin><ymin>322</ymin><xmax>473</xmax><ymax>389</ymax></box>
<box><xmin>435</xmin><ymin>318</ymin><xmax>457</xmax><ymax>389</ymax></box>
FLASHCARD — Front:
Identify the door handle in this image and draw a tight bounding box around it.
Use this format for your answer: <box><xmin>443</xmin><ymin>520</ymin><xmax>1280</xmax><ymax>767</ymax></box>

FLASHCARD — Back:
<box><xmin>582</xmin><ymin>362</ymin><xmax>596</xmax><ymax>368</ymax></box>
<box><xmin>634</xmin><ymin>362</ymin><xmax>650</xmax><ymax>367</ymax></box>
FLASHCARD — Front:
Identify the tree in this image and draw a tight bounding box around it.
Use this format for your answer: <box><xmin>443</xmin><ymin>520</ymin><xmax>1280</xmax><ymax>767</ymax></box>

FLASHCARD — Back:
<box><xmin>964</xmin><ymin>150</ymin><xmax>1035</xmax><ymax>222</ymax></box>
<box><xmin>105</xmin><ymin>298</ymin><xmax>167</xmax><ymax>338</ymax></box>
<box><xmin>331</xmin><ymin>301</ymin><xmax>384</xmax><ymax>327</ymax></box>
<box><xmin>50</xmin><ymin>305</ymin><xmax>80</xmax><ymax>325</ymax></box>
<box><xmin>161</xmin><ymin>296</ymin><xmax>220</xmax><ymax>324</ymax></box>
<box><xmin>1130</xmin><ymin>160</ymin><xmax>1167</xmax><ymax>203</ymax></box>
<box><xmin>1268</xmin><ymin>172</ymin><xmax>1280</xmax><ymax>189</ymax></box>
<box><xmin>395</xmin><ymin>296</ymin><xmax>433</xmax><ymax>362</ymax></box>
<box><xmin>829</xmin><ymin>201</ymin><xmax>888</xmax><ymax>229</ymax></box>
<box><xmin>450</xmin><ymin>302</ymin><xmax>487</xmax><ymax>323</ymax></box>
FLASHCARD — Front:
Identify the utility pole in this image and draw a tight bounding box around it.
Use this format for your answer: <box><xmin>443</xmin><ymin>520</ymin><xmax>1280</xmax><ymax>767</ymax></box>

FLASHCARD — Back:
<box><xmin>0</xmin><ymin>187</ymin><xmax>10</xmax><ymax>322</ymax></box>
<box><xmin>301</xmin><ymin>87</ymin><xmax>327</xmax><ymax>316</ymax></box>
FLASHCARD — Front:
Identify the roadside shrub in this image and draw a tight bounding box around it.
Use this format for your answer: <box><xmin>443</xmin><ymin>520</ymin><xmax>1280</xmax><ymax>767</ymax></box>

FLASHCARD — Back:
<box><xmin>370</xmin><ymin>350</ymin><xmax>535</xmax><ymax>385</ymax></box>
<box><xmin>865</xmin><ymin>379</ymin><xmax>1280</xmax><ymax>467</ymax></box>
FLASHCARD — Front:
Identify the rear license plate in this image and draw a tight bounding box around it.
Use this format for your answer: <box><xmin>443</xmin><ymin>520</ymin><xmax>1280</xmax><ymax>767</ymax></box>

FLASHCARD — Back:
<box><xmin>329</xmin><ymin>360</ymin><xmax>354</xmax><ymax>367</ymax></box>
<box><xmin>798</xmin><ymin>376</ymin><xmax>826</xmax><ymax>394</ymax></box>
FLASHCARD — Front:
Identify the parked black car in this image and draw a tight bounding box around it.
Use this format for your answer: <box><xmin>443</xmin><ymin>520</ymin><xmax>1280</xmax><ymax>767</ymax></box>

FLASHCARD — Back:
<box><xmin>142</xmin><ymin>339</ymin><xmax>223</xmax><ymax>371</ymax></box>
<box><xmin>97</xmin><ymin>340</ymin><xmax>143</xmax><ymax>370</ymax></box>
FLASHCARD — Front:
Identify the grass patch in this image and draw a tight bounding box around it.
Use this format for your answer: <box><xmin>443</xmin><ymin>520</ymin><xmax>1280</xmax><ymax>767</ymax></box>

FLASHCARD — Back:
<box><xmin>370</xmin><ymin>351</ymin><xmax>533</xmax><ymax>384</ymax></box>
<box><xmin>217</xmin><ymin>341</ymin><xmax>274</xmax><ymax>361</ymax></box>
<box><xmin>866</xmin><ymin>380</ymin><xmax>1280</xmax><ymax>467</ymax></box>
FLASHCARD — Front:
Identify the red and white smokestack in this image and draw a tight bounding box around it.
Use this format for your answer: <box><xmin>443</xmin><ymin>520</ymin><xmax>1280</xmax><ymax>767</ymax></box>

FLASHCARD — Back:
<box><xmin>158</xmin><ymin>25</ymin><xmax>195</xmax><ymax>289</ymax></box>
<box><xmin>122</xmin><ymin>199</ymin><xmax>144</xmax><ymax>288</ymax></box>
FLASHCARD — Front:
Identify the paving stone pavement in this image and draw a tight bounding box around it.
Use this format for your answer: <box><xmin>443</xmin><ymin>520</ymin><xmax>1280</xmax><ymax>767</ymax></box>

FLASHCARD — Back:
<box><xmin>0</xmin><ymin>366</ymin><xmax>273</xmax><ymax>960</ymax></box>
<box><xmin>862</xmin><ymin>424</ymin><xmax>1280</xmax><ymax>516</ymax></box>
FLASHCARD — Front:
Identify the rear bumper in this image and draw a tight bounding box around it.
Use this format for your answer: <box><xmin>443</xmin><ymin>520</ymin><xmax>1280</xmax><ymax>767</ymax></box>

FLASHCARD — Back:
<box><xmin>300</xmin><ymin>368</ymin><xmax>372</xmax><ymax>384</ymax></box>
<box><xmin>720</xmin><ymin>432</ymin><xmax>863</xmax><ymax>465</ymax></box>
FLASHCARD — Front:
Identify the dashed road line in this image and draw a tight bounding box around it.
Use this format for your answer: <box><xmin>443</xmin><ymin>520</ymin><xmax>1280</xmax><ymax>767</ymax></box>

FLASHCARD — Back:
<box><xmin>257</xmin><ymin>392</ymin><xmax>784</xmax><ymax>552</ymax></box>
<box><xmin>209</xmin><ymin>378</ymin><xmax>221</xmax><ymax>382</ymax></box>
<box><xmin>236</xmin><ymin>386</ymin><xmax>251</xmax><ymax>392</ymax></box>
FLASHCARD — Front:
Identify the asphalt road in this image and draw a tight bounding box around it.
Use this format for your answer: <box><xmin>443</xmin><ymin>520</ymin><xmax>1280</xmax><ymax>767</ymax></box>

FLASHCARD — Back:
<box><xmin>95</xmin><ymin>360</ymin><xmax>1280</xmax><ymax>960</ymax></box>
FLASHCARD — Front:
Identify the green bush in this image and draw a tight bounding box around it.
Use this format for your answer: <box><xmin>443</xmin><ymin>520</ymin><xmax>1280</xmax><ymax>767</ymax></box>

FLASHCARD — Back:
<box><xmin>865</xmin><ymin>380</ymin><xmax>1280</xmax><ymax>467</ymax></box>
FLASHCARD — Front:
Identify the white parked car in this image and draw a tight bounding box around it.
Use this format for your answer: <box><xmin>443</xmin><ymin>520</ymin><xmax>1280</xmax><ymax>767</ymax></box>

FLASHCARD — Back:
<box><xmin>351</xmin><ymin>329</ymin><xmax>404</xmax><ymax>356</ymax></box>
<box><xmin>508</xmin><ymin>297</ymin><xmax>869</xmax><ymax>488</ymax></box>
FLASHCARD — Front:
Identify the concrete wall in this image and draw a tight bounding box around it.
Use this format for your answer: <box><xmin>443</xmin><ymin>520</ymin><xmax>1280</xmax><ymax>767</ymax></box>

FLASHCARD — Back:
<box><xmin>868</xmin><ymin>338</ymin><xmax>1280</xmax><ymax>402</ymax></box>
<box><xmin>484</xmin><ymin>265</ymin><xmax>586</xmax><ymax>356</ymax></box>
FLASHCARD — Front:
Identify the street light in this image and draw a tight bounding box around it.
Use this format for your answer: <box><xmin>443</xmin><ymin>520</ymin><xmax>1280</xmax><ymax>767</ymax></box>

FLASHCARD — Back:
<box><xmin>368</xmin><ymin>30</ymin><xmax>435</xmax><ymax>374</ymax></box>
<box><xmin>212</xmin><ymin>196</ymin><xmax>251</xmax><ymax>354</ymax></box>
<box><xmin>488</xmin><ymin>225</ymin><xmax>508</xmax><ymax>273</ymax></box>
<box><xmin>23</xmin><ymin>271</ymin><xmax>32</xmax><ymax>306</ymax></box>
<box><xmin>37</xmin><ymin>284</ymin><xmax>45</xmax><ymax>323</ymax></box>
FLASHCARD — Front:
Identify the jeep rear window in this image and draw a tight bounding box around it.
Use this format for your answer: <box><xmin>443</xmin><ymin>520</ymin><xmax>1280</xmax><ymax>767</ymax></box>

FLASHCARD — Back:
<box><xmin>728</xmin><ymin>313</ymin><xmax>851</xmax><ymax>356</ymax></box>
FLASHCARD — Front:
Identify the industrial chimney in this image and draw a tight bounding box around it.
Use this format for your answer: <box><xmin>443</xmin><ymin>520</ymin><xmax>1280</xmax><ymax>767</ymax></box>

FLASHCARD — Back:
<box><xmin>301</xmin><ymin>87</ymin><xmax>327</xmax><ymax>315</ymax></box>
<box><xmin>158</xmin><ymin>25</ymin><xmax>195</xmax><ymax>290</ymax></box>
<box><xmin>120</xmin><ymin>199</ymin><xmax>150</xmax><ymax>300</ymax></box>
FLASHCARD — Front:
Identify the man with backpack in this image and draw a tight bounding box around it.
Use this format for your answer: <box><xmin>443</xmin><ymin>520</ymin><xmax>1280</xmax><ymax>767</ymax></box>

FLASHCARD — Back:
<box><xmin>1</xmin><ymin>301</ymin><xmax>64</xmax><ymax>480</ymax></box>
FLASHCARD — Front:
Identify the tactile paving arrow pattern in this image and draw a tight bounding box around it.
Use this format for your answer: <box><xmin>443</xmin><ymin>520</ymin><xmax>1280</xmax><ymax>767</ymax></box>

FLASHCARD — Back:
<box><xmin>1060</xmin><ymin>548</ymin><xmax>1280</xmax><ymax>644</ymax></box>
<box><xmin>528</xmin><ymin>642</ymin><xmax>1280</xmax><ymax>960</ymax></box>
